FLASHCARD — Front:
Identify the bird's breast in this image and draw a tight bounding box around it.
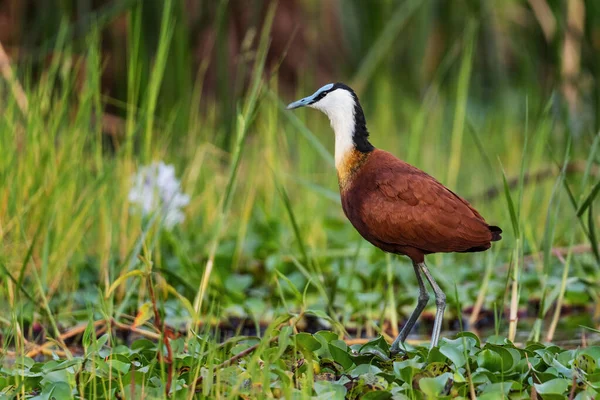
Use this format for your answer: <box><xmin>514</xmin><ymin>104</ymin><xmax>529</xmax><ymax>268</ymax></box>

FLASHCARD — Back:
<box><xmin>336</xmin><ymin>148</ymin><xmax>373</xmax><ymax>191</ymax></box>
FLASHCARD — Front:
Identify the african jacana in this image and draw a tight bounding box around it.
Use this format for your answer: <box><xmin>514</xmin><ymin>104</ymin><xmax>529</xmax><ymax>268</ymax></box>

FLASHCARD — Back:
<box><xmin>287</xmin><ymin>83</ymin><xmax>502</xmax><ymax>353</ymax></box>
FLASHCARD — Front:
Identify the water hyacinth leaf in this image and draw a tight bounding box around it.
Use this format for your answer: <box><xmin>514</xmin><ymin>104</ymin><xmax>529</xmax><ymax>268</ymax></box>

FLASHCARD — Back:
<box><xmin>109</xmin><ymin>359</ymin><xmax>131</xmax><ymax>374</ymax></box>
<box><xmin>316</xmin><ymin>330</ymin><xmax>339</xmax><ymax>343</ymax></box>
<box><xmin>34</xmin><ymin>381</ymin><xmax>72</xmax><ymax>400</ymax></box>
<box><xmin>348</xmin><ymin>364</ymin><xmax>383</xmax><ymax>383</ymax></box>
<box><xmin>486</xmin><ymin>344</ymin><xmax>518</xmax><ymax>372</ymax></box>
<box><xmin>358</xmin><ymin>336</ymin><xmax>391</xmax><ymax>362</ymax></box>
<box><xmin>477</xmin><ymin>349</ymin><xmax>503</xmax><ymax>372</ymax></box>
<box><xmin>426</xmin><ymin>347</ymin><xmax>447</xmax><ymax>364</ymax></box>
<box><xmin>224</xmin><ymin>274</ymin><xmax>253</xmax><ymax>293</ymax></box>
<box><xmin>439</xmin><ymin>343</ymin><xmax>466</xmax><ymax>368</ymax></box>
<box><xmin>574</xmin><ymin>353</ymin><xmax>597</xmax><ymax>374</ymax></box>
<box><xmin>480</xmin><ymin>381</ymin><xmax>514</xmax><ymax>395</ymax></box>
<box><xmin>328</xmin><ymin>341</ymin><xmax>354</xmax><ymax>370</ymax></box>
<box><xmin>448</xmin><ymin>333</ymin><xmax>480</xmax><ymax>350</ymax></box>
<box><xmin>424</xmin><ymin>362</ymin><xmax>452</xmax><ymax>377</ymax></box>
<box><xmin>361</xmin><ymin>391</ymin><xmax>393</xmax><ymax>400</ymax></box>
<box><xmin>393</xmin><ymin>358</ymin><xmax>423</xmax><ymax>383</ymax></box>
<box><xmin>418</xmin><ymin>372</ymin><xmax>453</xmax><ymax>398</ymax></box>
<box><xmin>533</xmin><ymin>378</ymin><xmax>569</xmax><ymax>395</ymax></box>
<box><xmin>588</xmin><ymin>373</ymin><xmax>600</xmax><ymax>389</ymax></box>
<box><xmin>314</xmin><ymin>380</ymin><xmax>347</xmax><ymax>399</ymax></box>
<box><xmin>295</xmin><ymin>333</ymin><xmax>321</xmax><ymax>352</ymax></box>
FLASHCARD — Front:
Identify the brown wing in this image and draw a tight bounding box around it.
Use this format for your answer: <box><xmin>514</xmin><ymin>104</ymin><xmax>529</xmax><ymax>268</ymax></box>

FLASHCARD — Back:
<box><xmin>351</xmin><ymin>151</ymin><xmax>494</xmax><ymax>254</ymax></box>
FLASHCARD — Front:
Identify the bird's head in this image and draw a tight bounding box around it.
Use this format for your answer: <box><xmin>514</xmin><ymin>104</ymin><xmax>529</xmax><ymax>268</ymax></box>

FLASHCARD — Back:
<box><xmin>287</xmin><ymin>83</ymin><xmax>374</xmax><ymax>169</ymax></box>
<box><xmin>286</xmin><ymin>83</ymin><xmax>354</xmax><ymax>116</ymax></box>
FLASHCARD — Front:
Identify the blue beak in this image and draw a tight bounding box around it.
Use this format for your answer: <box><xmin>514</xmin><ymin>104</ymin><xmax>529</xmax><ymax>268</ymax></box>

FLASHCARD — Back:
<box><xmin>286</xmin><ymin>95</ymin><xmax>314</xmax><ymax>110</ymax></box>
<box><xmin>287</xmin><ymin>83</ymin><xmax>334</xmax><ymax>110</ymax></box>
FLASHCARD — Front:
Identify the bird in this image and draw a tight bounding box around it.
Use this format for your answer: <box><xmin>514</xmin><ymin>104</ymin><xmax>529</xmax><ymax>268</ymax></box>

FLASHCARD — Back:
<box><xmin>287</xmin><ymin>83</ymin><xmax>502</xmax><ymax>354</ymax></box>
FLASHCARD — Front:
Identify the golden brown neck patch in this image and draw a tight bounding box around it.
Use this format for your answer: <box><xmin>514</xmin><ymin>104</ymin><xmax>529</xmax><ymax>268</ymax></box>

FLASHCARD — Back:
<box><xmin>337</xmin><ymin>149</ymin><xmax>372</xmax><ymax>191</ymax></box>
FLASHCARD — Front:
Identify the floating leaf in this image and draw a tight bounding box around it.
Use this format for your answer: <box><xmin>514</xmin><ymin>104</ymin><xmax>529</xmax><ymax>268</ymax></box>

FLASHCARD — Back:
<box><xmin>295</xmin><ymin>333</ymin><xmax>321</xmax><ymax>352</ymax></box>
<box><xmin>574</xmin><ymin>353</ymin><xmax>596</xmax><ymax>374</ymax></box>
<box><xmin>328</xmin><ymin>341</ymin><xmax>354</xmax><ymax>370</ymax></box>
<box><xmin>393</xmin><ymin>358</ymin><xmax>423</xmax><ymax>383</ymax></box>
<box><xmin>361</xmin><ymin>391</ymin><xmax>392</xmax><ymax>400</ymax></box>
<box><xmin>534</xmin><ymin>378</ymin><xmax>569</xmax><ymax>395</ymax></box>
<box><xmin>477</xmin><ymin>349</ymin><xmax>503</xmax><ymax>372</ymax></box>
<box><xmin>418</xmin><ymin>372</ymin><xmax>453</xmax><ymax>398</ymax></box>
<box><xmin>439</xmin><ymin>343</ymin><xmax>466</xmax><ymax>368</ymax></box>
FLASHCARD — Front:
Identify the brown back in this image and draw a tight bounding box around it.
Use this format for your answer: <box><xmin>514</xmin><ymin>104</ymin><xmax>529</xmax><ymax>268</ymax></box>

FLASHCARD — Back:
<box><xmin>340</xmin><ymin>149</ymin><xmax>496</xmax><ymax>263</ymax></box>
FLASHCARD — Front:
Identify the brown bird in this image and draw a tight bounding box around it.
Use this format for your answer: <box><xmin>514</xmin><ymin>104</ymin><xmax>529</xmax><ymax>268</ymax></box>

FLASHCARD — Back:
<box><xmin>287</xmin><ymin>83</ymin><xmax>502</xmax><ymax>353</ymax></box>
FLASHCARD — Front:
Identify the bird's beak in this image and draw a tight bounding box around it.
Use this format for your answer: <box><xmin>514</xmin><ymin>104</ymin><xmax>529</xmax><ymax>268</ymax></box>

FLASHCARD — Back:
<box><xmin>286</xmin><ymin>94</ymin><xmax>316</xmax><ymax>110</ymax></box>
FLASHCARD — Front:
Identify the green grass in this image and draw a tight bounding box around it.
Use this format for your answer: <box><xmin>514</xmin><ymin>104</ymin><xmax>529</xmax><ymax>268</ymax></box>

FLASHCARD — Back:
<box><xmin>1</xmin><ymin>1</ymin><xmax>600</xmax><ymax>398</ymax></box>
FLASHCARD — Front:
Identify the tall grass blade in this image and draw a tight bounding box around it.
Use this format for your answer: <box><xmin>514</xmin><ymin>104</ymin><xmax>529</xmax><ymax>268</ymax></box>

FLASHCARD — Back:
<box><xmin>447</xmin><ymin>23</ymin><xmax>475</xmax><ymax>189</ymax></box>
<box><xmin>500</xmin><ymin>165</ymin><xmax>520</xmax><ymax>237</ymax></box>
<box><xmin>588</xmin><ymin>204</ymin><xmax>600</xmax><ymax>262</ymax></box>
<box><xmin>576</xmin><ymin>180</ymin><xmax>600</xmax><ymax>217</ymax></box>
<box><xmin>352</xmin><ymin>0</ymin><xmax>423</xmax><ymax>93</ymax></box>
<box><xmin>192</xmin><ymin>2</ymin><xmax>276</xmax><ymax>319</ymax></box>
<box><xmin>275</xmin><ymin>178</ymin><xmax>310</xmax><ymax>269</ymax></box>
<box><xmin>143</xmin><ymin>0</ymin><xmax>174</xmax><ymax>161</ymax></box>
<box><xmin>532</xmin><ymin>138</ymin><xmax>570</xmax><ymax>341</ymax></box>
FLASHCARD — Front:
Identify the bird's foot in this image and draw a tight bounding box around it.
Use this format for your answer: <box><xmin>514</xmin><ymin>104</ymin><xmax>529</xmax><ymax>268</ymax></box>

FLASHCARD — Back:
<box><xmin>389</xmin><ymin>341</ymin><xmax>408</xmax><ymax>358</ymax></box>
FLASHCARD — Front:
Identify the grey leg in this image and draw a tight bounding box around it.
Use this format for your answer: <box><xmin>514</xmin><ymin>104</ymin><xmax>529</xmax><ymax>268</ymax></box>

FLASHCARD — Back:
<box><xmin>418</xmin><ymin>262</ymin><xmax>446</xmax><ymax>349</ymax></box>
<box><xmin>390</xmin><ymin>262</ymin><xmax>430</xmax><ymax>355</ymax></box>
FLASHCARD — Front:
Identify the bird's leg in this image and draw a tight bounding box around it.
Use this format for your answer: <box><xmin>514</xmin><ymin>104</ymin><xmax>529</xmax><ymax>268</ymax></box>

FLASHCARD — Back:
<box><xmin>418</xmin><ymin>262</ymin><xmax>446</xmax><ymax>349</ymax></box>
<box><xmin>390</xmin><ymin>262</ymin><xmax>430</xmax><ymax>355</ymax></box>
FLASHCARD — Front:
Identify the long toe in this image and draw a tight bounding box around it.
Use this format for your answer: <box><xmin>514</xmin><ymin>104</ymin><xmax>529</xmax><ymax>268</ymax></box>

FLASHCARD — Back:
<box><xmin>389</xmin><ymin>342</ymin><xmax>407</xmax><ymax>357</ymax></box>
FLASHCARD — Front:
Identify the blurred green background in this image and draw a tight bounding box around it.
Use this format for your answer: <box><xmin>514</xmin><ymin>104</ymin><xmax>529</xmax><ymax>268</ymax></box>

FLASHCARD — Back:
<box><xmin>0</xmin><ymin>0</ymin><xmax>599</xmax><ymax>347</ymax></box>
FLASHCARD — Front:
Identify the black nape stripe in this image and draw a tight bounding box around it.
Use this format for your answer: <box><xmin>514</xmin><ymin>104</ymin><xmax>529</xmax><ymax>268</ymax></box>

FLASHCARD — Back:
<box><xmin>332</xmin><ymin>83</ymin><xmax>375</xmax><ymax>154</ymax></box>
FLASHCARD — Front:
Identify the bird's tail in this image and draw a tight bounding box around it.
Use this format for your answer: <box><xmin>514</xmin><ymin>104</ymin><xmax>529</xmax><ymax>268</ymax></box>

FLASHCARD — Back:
<box><xmin>489</xmin><ymin>225</ymin><xmax>502</xmax><ymax>241</ymax></box>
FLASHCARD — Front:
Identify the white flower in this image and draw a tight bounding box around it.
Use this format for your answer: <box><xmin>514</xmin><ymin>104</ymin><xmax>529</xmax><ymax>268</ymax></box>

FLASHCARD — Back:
<box><xmin>128</xmin><ymin>162</ymin><xmax>190</xmax><ymax>229</ymax></box>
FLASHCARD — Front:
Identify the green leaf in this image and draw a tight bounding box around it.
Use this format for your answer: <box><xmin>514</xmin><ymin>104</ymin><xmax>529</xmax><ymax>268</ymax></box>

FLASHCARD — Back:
<box><xmin>500</xmin><ymin>163</ymin><xmax>520</xmax><ymax>236</ymax></box>
<box><xmin>533</xmin><ymin>378</ymin><xmax>569</xmax><ymax>395</ymax></box>
<box><xmin>295</xmin><ymin>333</ymin><xmax>321</xmax><ymax>352</ymax></box>
<box><xmin>588</xmin><ymin>204</ymin><xmax>600</xmax><ymax>263</ymax></box>
<box><xmin>349</xmin><ymin>364</ymin><xmax>382</xmax><ymax>378</ymax></box>
<box><xmin>393</xmin><ymin>358</ymin><xmax>423</xmax><ymax>383</ymax></box>
<box><xmin>477</xmin><ymin>349</ymin><xmax>503</xmax><ymax>372</ymax></box>
<box><xmin>361</xmin><ymin>391</ymin><xmax>392</xmax><ymax>400</ymax></box>
<box><xmin>418</xmin><ymin>372</ymin><xmax>453</xmax><ymax>398</ymax></box>
<box><xmin>275</xmin><ymin>270</ymin><xmax>303</xmax><ymax>301</ymax></box>
<box><xmin>316</xmin><ymin>330</ymin><xmax>339</xmax><ymax>343</ymax></box>
<box><xmin>439</xmin><ymin>343</ymin><xmax>466</xmax><ymax>368</ymax></box>
<box><xmin>481</xmin><ymin>381</ymin><xmax>514</xmax><ymax>395</ymax></box>
<box><xmin>36</xmin><ymin>381</ymin><xmax>73</xmax><ymax>400</ymax></box>
<box><xmin>106</xmin><ymin>270</ymin><xmax>145</xmax><ymax>297</ymax></box>
<box><xmin>328</xmin><ymin>341</ymin><xmax>354</xmax><ymax>370</ymax></box>
<box><xmin>574</xmin><ymin>353</ymin><xmax>597</xmax><ymax>374</ymax></box>
<box><xmin>455</xmin><ymin>331</ymin><xmax>481</xmax><ymax>348</ymax></box>
<box><xmin>108</xmin><ymin>359</ymin><xmax>131</xmax><ymax>374</ymax></box>
<box><xmin>577</xmin><ymin>179</ymin><xmax>600</xmax><ymax>217</ymax></box>
<box><xmin>314</xmin><ymin>381</ymin><xmax>347</xmax><ymax>398</ymax></box>
<box><xmin>224</xmin><ymin>274</ymin><xmax>253</xmax><ymax>293</ymax></box>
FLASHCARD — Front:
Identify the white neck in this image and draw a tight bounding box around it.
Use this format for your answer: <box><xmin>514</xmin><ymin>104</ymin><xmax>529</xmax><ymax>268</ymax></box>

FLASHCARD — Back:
<box><xmin>310</xmin><ymin>90</ymin><xmax>356</xmax><ymax>170</ymax></box>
